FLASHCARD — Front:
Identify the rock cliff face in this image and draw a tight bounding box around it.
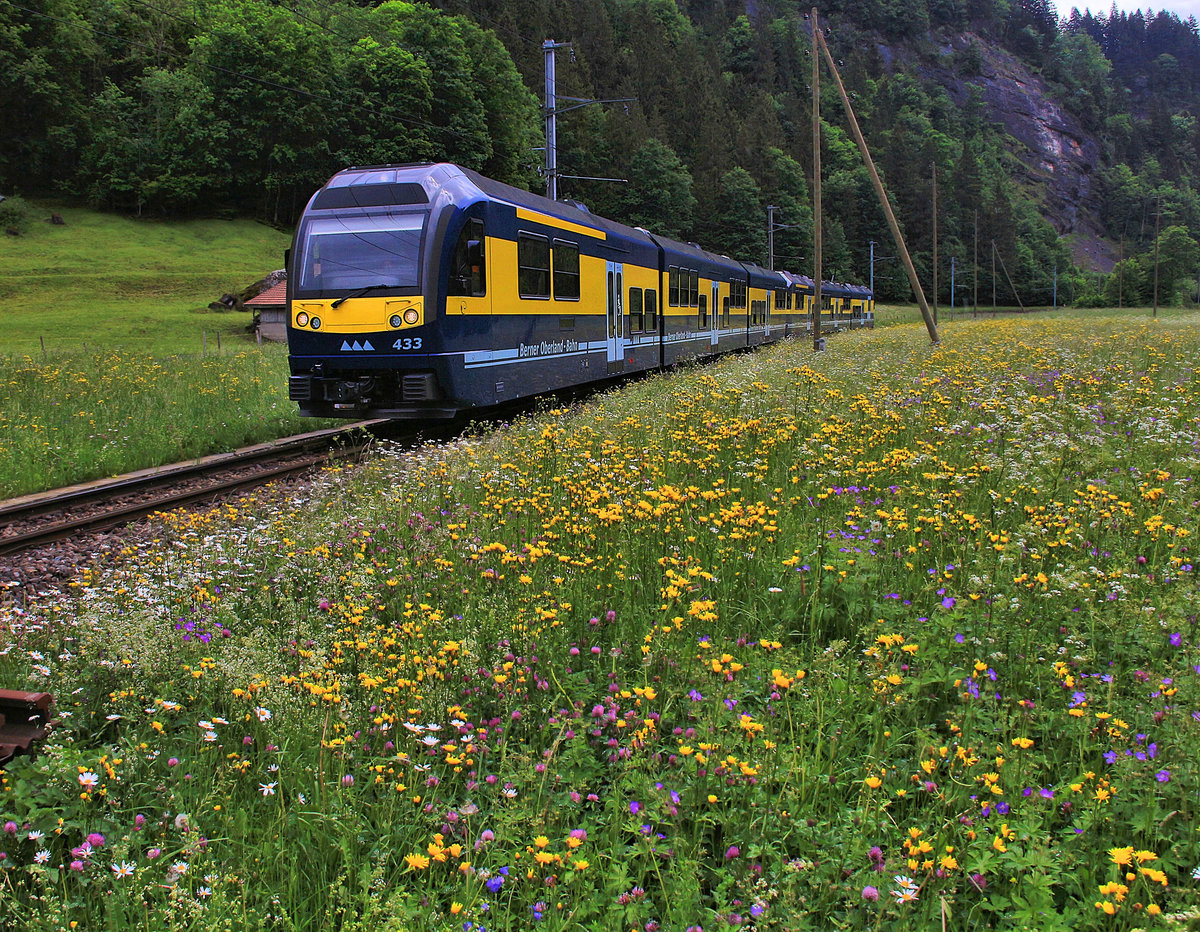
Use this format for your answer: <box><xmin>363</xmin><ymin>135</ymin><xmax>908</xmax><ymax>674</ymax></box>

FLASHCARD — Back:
<box><xmin>889</xmin><ymin>33</ymin><xmax>1114</xmax><ymax>269</ymax></box>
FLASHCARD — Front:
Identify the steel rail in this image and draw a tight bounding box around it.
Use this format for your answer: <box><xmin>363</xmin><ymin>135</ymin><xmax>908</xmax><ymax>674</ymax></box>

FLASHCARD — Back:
<box><xmin>0</xmin><ymin>422</ymin><xmax>387</xmax><ymax>556</ymax></box>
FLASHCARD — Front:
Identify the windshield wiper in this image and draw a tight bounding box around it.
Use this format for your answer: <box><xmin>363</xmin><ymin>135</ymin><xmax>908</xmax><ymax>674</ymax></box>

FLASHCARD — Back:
<box><xmin>331</xmin><ymin>283</ymin><xmax>395</xmax><ymax>308</ymax></box>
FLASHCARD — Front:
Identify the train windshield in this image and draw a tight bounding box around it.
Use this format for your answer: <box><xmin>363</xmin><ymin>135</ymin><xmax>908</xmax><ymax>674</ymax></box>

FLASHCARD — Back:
<box><xmin>297</xmin><ymin>212</ymin><xmax>425</xmax><ymax>294</ymax></box>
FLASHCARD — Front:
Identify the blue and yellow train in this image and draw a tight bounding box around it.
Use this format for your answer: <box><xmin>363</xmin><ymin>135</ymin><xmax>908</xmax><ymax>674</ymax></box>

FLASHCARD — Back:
<box><xmin>286</xmin><ymin>162</ymin><xmax>872</xmax><ymax>419</ymax></box>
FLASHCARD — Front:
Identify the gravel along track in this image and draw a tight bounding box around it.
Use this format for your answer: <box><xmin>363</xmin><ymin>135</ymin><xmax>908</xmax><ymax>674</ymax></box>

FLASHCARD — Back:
<box><xmin>0</xmin><ymin>423</ymin><xmax>387</xmax><ymax>606</ymax></box>
<box><xmin>0</xmin><ymin>460</ymin><xmax>330</xmax><ymax>606</ymax></box>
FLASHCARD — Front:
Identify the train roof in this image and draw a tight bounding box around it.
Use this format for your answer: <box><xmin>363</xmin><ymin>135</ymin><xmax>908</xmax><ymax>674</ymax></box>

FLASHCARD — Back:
<box><xmin>312</xmin><ymin>162</ymin><xmax>656</xmax><ymax>247</ymax></box>
<box><xmin>780</xmin><ymin>271</ymin><xmax>815</xmax><ymax>289</ymax></box>
<box><xmin>312</xmin><ymin>165</ymin><xmax>872</xmax><ymax>299</ymax></box>
<box><xmin>741</xmin><ymin>261</ymin><xmax>789</xmax><ymax>290</ymax></box>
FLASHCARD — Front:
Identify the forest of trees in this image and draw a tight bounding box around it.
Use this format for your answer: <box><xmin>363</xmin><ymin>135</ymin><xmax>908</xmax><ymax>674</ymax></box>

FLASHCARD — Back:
<box><xmin>4</xmin><ymin>0</ymin><xmax>1200</xmax><ymax>306</ymax></box>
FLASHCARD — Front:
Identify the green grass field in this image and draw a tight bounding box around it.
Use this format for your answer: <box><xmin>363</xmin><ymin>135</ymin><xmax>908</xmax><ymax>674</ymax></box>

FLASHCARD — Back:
<box><xmin>0</xmin><ymin>203</ymin><xmax>326</xmax><ymax>498</ymax></box>
<box><xmin>0</xmin><ymin>200</ymin><xmax>290</xmax><ymax>356</ymax></box>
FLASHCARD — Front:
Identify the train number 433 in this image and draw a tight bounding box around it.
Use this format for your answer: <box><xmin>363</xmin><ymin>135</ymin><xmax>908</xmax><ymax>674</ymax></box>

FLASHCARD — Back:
<box><xmin>393</xmin><ymin>337</ymin><xmax>423</xmax><ymax>351</ymax></box>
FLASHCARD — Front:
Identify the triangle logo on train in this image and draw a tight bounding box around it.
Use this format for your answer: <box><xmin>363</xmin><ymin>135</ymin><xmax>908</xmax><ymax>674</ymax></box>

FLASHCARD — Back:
<box><xmin>340</xmin><ymin>340</ymin><xmax>375</xmax><ymax>351</ymax></box>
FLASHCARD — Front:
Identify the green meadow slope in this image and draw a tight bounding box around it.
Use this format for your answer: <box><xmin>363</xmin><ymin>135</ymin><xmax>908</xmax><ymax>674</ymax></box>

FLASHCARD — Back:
<box><xmin>0</xmin><ymin>202</ymin><xmax>290</xmax><ymax>356</ymax></box>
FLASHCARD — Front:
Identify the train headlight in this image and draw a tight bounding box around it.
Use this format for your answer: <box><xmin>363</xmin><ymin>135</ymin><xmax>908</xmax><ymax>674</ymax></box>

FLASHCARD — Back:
<box><xmin>389</xmin><ymin>314</ymin><xmax>403</xmax><ymax>329</ymax></box>
<box><xmin>310</xmin><ymin>317</ymin><xmax>322</xmax><ymax>330</ymax></box>
<box><xmin>403</xmin><ymin>307</ymin><xmax>420</xmax><ymax>325</ymax></box>
<box><xmin>296</xmin><ymin>312</ymin><xmax>309</xmax><ymax>327</ymax></box>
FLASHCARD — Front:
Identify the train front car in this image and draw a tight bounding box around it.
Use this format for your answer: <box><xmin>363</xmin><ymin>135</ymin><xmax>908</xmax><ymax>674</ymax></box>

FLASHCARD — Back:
<box><xmin>286</xmin><ymin>164</ymin><xmax>465</xmax><ymax>418</ymax></box>
<box><xmin>287</xmin><ymin>163</ymin><xmax>661</xmax><ymax>419</ymax></box>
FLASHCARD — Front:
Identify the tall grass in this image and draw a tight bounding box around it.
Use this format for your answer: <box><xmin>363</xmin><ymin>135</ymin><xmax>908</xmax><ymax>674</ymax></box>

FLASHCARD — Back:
<box><xmin>1</xmin><ymin>313</ymin><xmax>1197</xmax><ymax>930</ymax></box>
<box><xmin>0</xmin><ymin>203</ymin><xmax>331</xmax><ymax>497</ymax></box>
<box><xmin>0</xmin><ymin>349</ymin><xmax>325</xmax><ymax>497</ymax></box>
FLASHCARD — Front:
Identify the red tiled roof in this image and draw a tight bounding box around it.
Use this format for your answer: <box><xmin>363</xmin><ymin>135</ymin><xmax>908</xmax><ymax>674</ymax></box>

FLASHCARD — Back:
<box><xmin>246</xmin><ymin>281</ymin><xmax>287</xmax><ymax>307</ymax></box>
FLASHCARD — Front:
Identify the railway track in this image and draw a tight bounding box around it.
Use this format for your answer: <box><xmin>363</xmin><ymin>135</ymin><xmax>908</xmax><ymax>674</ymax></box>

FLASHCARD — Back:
<box><xmin>0</xmin><ymin>421</ymin><xmax>388</xmax><ymax>557</ymax></box>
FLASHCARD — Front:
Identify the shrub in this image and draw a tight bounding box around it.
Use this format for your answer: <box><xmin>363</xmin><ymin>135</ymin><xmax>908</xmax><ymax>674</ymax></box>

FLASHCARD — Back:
<box><xmin>0</xmin><ymin>195</ymin><xmax>31</xmax><ymax>234</ymax></box>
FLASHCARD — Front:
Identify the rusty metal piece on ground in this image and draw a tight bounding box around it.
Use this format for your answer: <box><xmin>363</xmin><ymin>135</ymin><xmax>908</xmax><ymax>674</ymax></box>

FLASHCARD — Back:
<box><xmin>0</xmin><ymin>690</ymin><xmax>52</xmax><ymax>767</ymax></box>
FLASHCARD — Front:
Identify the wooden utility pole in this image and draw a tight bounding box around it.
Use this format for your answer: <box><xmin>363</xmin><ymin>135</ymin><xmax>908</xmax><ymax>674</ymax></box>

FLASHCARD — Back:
<box><xmin>811</xmin><ymin>8</ymin><xmax>823</xmax><ymax>350</ymax></box>
<box><xmin>992</xmin><ymin>240</ymin><xmax>1025</xmax><ymax>311</ymax></box>
<box><xmin>813</xmin><ymin>27</ymin><xmax>939</xmax><ymax>343</ymax></box>
<box><xmin>932</xmin><ymin>161</ymin><xmax>938</xmax><ymax>325</ymax></box>
<box><xmin>991</xmin><ymin>239</ymin><xmax>997</xmax><ymax>315</ymax></box>
<box><xmin>1118</xmin><ymin>236</ymin><xmax>1124</xmax><ymax>308</ymax></box>
<box><xmin>973</xmin><ymin>210</ymin><xmax>978</xmax><ymax>318</ymax></box>
<box><xmin>1153</xmin><ymin>194</ymin><xmax>1161</xmax><ymax>318</ymax></box>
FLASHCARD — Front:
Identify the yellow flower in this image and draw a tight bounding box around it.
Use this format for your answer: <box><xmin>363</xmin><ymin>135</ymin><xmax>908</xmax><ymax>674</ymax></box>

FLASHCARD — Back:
<box><xmin>1139</xmin><ymin>867</ymin><xmax>1168</xmax><ymax>886</ymax></box>
<box><xmin>1011</xmin><ymin>737</ymin><xmax>1034</xmax><ymax>749</ymax></box>
<box><xmin>1094</xmin><ymin>901</ymin><xmax>1116</xmax><ymax>915</ymax></box>
<box><xmin>404</xmin><ymin>853</ymin><xmax>430</xmax><ymax>871</ymax></box>
<box><xmin>864</xmin><ymin>776</ymin><xmax>882</xmax><ymax>789</ymax></box>
<box><xmin>1109</xmin><ymin>847</ymin><xmax>1135</xmax><ymax>867</ymax></box>
<box><xmin>534</xmin><ymin>835</ymin><xmax>549</xmax><ymax>849</ymax></box>
<box><xmin>573</xmin><ymin>859</ymin><xmax>589</xmax><ymax>871</ymax></box>
<box><xmin>450</xmin><ymin>903</ymin><xmax>463</xmax><ymax>915</ymax></box>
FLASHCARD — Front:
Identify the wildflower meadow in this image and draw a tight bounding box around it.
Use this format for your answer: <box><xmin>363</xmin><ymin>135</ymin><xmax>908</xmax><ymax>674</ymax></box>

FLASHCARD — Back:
<box><xmin>0</xmin><ymin>349</ymin><xmax>329</xmax><ymax>498</ymax></box>
<box><xmin>1</xmin><ymin>314</ymin><xmax>1198</xmax><ymax>930</ymax></box>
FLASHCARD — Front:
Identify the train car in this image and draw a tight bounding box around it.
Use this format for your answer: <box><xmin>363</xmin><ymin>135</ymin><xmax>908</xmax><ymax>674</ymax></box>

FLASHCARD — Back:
<box><xmin>820</xmin><ymin>281</ymin><xmax>875</xmax><ymax>330</ymax></box>
<box><xmin>286</xmin><ymin>162</ymin><xmax>872</xmax><ymax>419</ymax></box>
<box><xmin>287</xmin><ymin>162</ymin><xmax>660</xmax><ymax>418</ymax></box>
<box><xmin>743</xmin><ymin>261</ymin><xmax>781</xmax><ymax>348</ymax></box>
<box><xmin>648</xmin><ymin>237</ymin><xmax>748</xmax><ymax>364</ymax></box>
<box><xmin>776</xmin><ymin>271</ymin><xmax>814</xmax><ymax>336</ymax></box>
<box><xmin>846</xmin><ymin>283</ymin><xmax>875</xmax><ymax>327</ymax></box>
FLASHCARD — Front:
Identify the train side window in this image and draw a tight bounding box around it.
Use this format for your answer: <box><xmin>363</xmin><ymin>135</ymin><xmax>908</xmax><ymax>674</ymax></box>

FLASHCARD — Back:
<box><xmin>518</xmin><ymin>233</ymin><xmax>551</xmax><ymax>298</ymax></box>
<box><xmin>698</xmin><ymin>293</ymin><xmax>707</xmax><ymax>328</ymax></box>
<box><xmin>668</xmin><ymin>267</ymin><xmax>680</xmax><ymax>307</ymax></box>
<box><xmin>628</xmin><ymin>287</ymin><xmax>644</xmax><ymax>332</ymax></box>
<box><xmin>553</xmin><ymin>240</ymin><xmax>580</xmax><ymax>300</ymax></box>
<box><xmin>730</xmin><ymin>280</ymin><xmax>746</xmax><ymax>309</ymax></box>
<box><xmin>645</xmin><ymin>289</ymin><xmax>657</xmax><ymax>333</ymax></box>
<box><xmin>722</xmin><ymin>296</ymin><xmax>730</xmax><ymax>329</ymax></box>
<box><xmin>689</xmin><ymin>270</ymin><xmax>699</xmax><ymax>307</ymax></box>
<box><xmin>449</xmin><ymin>218</ymin><xmax>486</xmax><ymax>297</ymax></box>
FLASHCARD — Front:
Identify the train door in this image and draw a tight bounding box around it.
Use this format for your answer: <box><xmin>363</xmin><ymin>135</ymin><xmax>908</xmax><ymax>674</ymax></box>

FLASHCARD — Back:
<box><xmin>710</xmin><ymin>282</ymin><xmax>719</xmax><ymax>348</ymax></box>
<box><xmin>606</xmin><ymin>261</ymin><xmax>624</xmax><ymax>373</ymax></box>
